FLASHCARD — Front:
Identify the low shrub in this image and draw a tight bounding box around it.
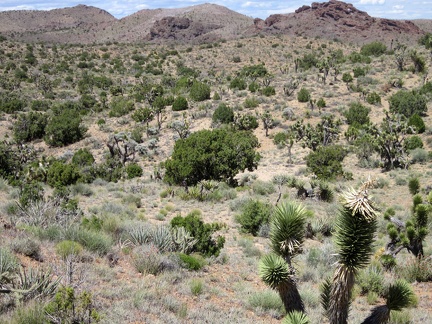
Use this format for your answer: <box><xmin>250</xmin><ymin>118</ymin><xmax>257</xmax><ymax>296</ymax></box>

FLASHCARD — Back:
<box><xmin>178</xmin><ymin>253</ymin><xmax>206</xmax><ymax>270</ymax></box>
<box><xmin>55</xmin><ymin>240</ymin><xmax>83</xmax><ymax>259</ymax></box>
<box><xmin>125</xmin><ymin>163</ymin><xmax>143</xmax><ymax>179</ymax></box>
<box><xmin>172</xmin><ymin>96</ymin><xmax>188</xmax><ymax>111</ymax></box>
<box><xmin>297</xmin><ymin>88</ymin><xmax>311</xmax><ymax>103</ymax></box>
<box><xmin>212</xmin><ymin>103</ymin><xmax>234</xmax><ymax>124</ymax></box>
<box><xmin>235</xmin><ymin>199</ymin><xmax>272</xmax><ymax>236</ymax></box>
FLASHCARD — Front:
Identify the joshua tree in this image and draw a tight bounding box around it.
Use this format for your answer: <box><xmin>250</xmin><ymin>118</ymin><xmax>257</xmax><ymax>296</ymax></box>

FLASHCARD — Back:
<box><xmin>362</xmin><ymin>280</ymin><xmax>415</xmax><ymax>324</ymax></box>
<box><xmin>259</xmin><ymin>202</ymin><xmax>308</xmax><ymax>314</ymax></box>
<box><xmin>324</xmin><ymin>180</ymin><xmax>377</xmax><ymax>324</ymax></box>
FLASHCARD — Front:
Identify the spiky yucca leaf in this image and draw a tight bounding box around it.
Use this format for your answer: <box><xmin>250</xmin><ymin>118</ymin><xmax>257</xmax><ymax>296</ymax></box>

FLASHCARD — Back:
<box><xmin>270</xmin><ymin>202</ymin><xmax>308</xmax><ymax>259</ymax></box>
<box><xmin>385</xmin><ymin>280</ymin><xmax>415</xmax><ymax>311</ymax></box>
<box><xmin>259</xmin><ymin>253</ymin><xmax>291</xmax><ymax>289</ymax></box>
<box><xmin>334</xmin><ymin>206</ymin><xmax>377</xmax><ymax>270</ymax></box>
<box><xmin>340</xmin><ymin>178</ymin><xmax>377</xmax><ymax>221</ymax></box>
<box><xmin>282</xmin><ymin>311</ymin><xmax>310</xmax><ymax>324</ymax></box>
<box><xmin>320</xmin><ymin>277</ymin><xmax>332</xmax><ymax>318</ymax></box>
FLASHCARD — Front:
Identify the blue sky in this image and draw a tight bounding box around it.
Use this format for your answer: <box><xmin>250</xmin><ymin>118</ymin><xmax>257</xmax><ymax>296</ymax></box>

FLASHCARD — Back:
<box><xmin>0</xmin><ymin>0</ymin><xmax>431</xmax><ymax>20</ymax></box>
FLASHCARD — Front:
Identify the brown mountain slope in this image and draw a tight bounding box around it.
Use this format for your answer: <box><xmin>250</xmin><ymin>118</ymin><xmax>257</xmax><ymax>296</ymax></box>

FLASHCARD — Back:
<box><xmin>0</xmin><ymin>1</ymin><xmax>429</xmax><ymax>45</ymax></box>
<box><xmin>251</xmin><ymin>0</ymin><xmax>424</xmax><ymax>45</ymax></box>
<box><xmin>91</xmin><ymin>3</ymin><xmax>254</xmax><ymax>44</ymax></box>
<box><xmin>0</xmin><ymin>4</ymin><xmax>116</xmax><ymax>43</ymax></box>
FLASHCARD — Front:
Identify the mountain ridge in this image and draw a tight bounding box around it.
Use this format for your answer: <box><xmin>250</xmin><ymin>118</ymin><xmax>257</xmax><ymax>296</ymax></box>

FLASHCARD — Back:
<box><xmin>0</xmin><ymin>1</ymin><xmax>429</xmax><ymax>44</ymax></box>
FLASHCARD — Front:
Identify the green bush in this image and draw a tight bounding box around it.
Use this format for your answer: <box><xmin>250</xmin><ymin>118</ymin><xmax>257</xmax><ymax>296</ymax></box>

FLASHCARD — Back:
<box><xmin>243</xmin><ymin>97</ymin><xmax>259</xmax><ymax>108</ymax></box>
<box><xmin>189</xmin><ymin>81</ymin><xmax>210</xmax><ymax>101</ymax></box>
<box><xmin>344</xmin><ymin>102</ymin><xmax>370</xmax><ymax>126</ymax></box>
<box><xmin>125</xmin><ymin>163</ymin><xmax>143</xmax><ymax>179</ymax></box>
<box><xmin>353</xmin><ymin>67</ymin><xmax>366</xmax><ymax>78</ymax></box>
<box><xmin>273</xmin><ymin>132</ymin><xmax>289</xmax><ymax>146</ymax></box>
<box><xmin>261</xmin><ymin>86</ymin><xmax>276</xmax><ymax>96</ymax></box>
<box><xmin>179</xmin><ymin>253</ymin><xmax>206</xmax><ymax>270</ymax></box>
<box><xmin>0</xmin><ymin>95</ymin><xmax>26</xmax><ymax>113</ymax></box>
<box><xmin>389</xmin><ymin>90</ymin><xmax>427</xmax><ymax>117</ymax></box>
<box><xmin>47</xmin><ymin>160</ymin><xmax>80</xmax><ymax>188</ymax></box>
<box><xmin>405</xmin><ymin>135</ymin><xmax>423</xmax><ymax>150</ymax></box>
<box><xmin>317</xmin><ymin>97</ymin><xmax>326</xmax><ymax>108</ymax></box>
<box><xmin>44</xmin><ymin>109</ymin><xmax>86</xmax><ymax>147</ymax></box>
<box><xmin>164</xmin><ymin>128</ymin><xmax>260</xmax><ymax>186</ymax></box>
<box><xmin>172</xmin><ymin>96</ymin><xmax>188</xmax><ymax>111</ymax></box>
<box><xmin>109</xmin><ymin>97</ymin><xmax>135</xmax><ymax>117</ymax></box>
<box><xmin>212</xmin><ymin>103</ymin><xmax>234</xmax><ymax>124</ymax></box>
<box><xmin>297</xmin><ymin>87</ymin><xmax>311</xmax><ymax>103</ymax></box>
<box><xmin>306</xmin><ymin>145</ymin><xmax>347</xmax><ymax>180</ymax></box>
<box><xmin>229</xmin><ymin>77</ymin><xmax>247</xmax><ymax>90</ymax></box>
<box><xmin>0</xmin><ymin>247</ymin><xmax>19</xmax><ymax>277</ymax></box>
<box><xmin>408</xmin><ymin>177</ymin><xmax>420</xmax><ymax>195</ymax></box>
<box><xmin>342</xmin><ymin>72</ymin><xmax>353</xmax><ymax>83</ymax></box>
<box><xmin>72</xmin><ymin>148</ymin><xmax>95</xmax><ymax>167</ymax></box>
<box><xmin>248</xmin><ymin>290</ymin><xmax>284</xmax><ymax>313</ymax></box>
<box><xmin>408</xmin><ymin>113</ymin><xmax>425</xmax><ymax>133</ymax></box>
<box><xmin>366</xmin><ymin>92</ymin><xmax>381</xmax><ymax>105</ymax></box>
<box><xmin>235</xmin><ymin>199</ymin><xmax>272</xmax><ymax>236</ymax></box>
<box><xmin>248</xmin><ymin>82</ymin><xmax>259</xmax><ymax>93</ymax></box>
<box><xmin>56</xmin><ymin>240</ymin><xmax>83</xmax><ymax>259</ymax></box>
<box><xmin>360</xmin><ymin>41</ymin><xmax>387</xmax><ymax>56</ymax></box>
<box><xmin>13</xmin><ymin>112</ymin><xmax>48</xmax><ymax>143</ymax></box>
<box><xmin>171</xmin><ymin>210</ymin><xmax>225</xmax><ymax>257</ymax></box>
<box><xmin>357</xmin><ymin>265</ymin><xmax>385</xmax><ymax>295</ymax></box>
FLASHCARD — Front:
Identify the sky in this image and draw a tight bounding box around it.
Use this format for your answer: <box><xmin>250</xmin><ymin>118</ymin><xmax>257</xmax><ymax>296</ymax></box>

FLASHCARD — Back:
<box><xmin>0</xmin><ymin>0</ymin><xmax>431</xmax><ymax>20</ymax></box>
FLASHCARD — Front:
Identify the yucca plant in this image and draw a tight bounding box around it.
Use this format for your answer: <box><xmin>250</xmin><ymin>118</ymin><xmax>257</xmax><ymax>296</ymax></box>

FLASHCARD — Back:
<box><xmin>362</xmin><ymin>280</ymin><xmax>415</xmax><ymax>323</ymax></box>
<box><xmin>282</xmin><ymin>310</ymin><xmax>310</xmax><ymax>324</ymax></box>
<box><xmin>325</xmin><ymin>180</ymin><xmax>378</xmax><ymax>324</ymax></box>
<box><xmin>259</xmin><ymin>201</ymin><xmax>308</xmax><ymax>314</ymax></box>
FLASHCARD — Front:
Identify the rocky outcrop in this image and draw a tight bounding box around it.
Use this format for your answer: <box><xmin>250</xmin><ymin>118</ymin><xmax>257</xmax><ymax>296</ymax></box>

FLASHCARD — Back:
<box><xmin>257</xmin><ymin>0</ymin><xmax>424</xmax><ymax>45</ymax></box>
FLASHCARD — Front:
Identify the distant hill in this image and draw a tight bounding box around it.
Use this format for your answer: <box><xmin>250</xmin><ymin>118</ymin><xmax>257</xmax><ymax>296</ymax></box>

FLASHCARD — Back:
<box><xmin>0</xmin><ymin>1</ymin><xmax>429</xmax><ymax>45</ymax></box>
<box><xmin>251</xmin><ymin>0</ymin><xmax>424</xmax><ymax>46</ymax></box>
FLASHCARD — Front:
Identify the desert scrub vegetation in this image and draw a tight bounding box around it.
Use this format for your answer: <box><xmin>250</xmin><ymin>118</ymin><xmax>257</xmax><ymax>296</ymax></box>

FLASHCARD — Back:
<box><xmin>0</xmin><ymin>31</ymin><xmax>431</xmax><ymax>323</ymax></box>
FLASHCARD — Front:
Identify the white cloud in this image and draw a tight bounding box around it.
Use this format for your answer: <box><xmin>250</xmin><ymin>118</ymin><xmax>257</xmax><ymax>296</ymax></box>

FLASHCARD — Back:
<box><xmin>359</xmin><ymin>0</ymin><xmax>385</xmax><ymax>4</ymax></box>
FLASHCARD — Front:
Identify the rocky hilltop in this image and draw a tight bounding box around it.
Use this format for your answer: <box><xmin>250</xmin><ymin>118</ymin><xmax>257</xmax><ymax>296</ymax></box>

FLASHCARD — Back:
<box><xmin>252</xmin><ymin>0</ymin><xmax>424</xmax><ymax>45</ymax></box>
<box><xmin>0</xmin><ymin>1</ymin><xmax>428</xmax><ymax>44</ymax></box>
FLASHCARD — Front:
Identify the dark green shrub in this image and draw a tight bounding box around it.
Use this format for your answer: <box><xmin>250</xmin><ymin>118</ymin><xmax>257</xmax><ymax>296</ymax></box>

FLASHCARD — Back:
<box><xmin>249</xmin><ymin>82</ymin><xmax>259</xmax><ymax>93</ymax></box>
<box><xmin>408</xmin><ymin>114</ymin><xmax>425</xmax><ymax>133</ymax></box>
<box><xmin>212</xmin><ymin>103</ymin><xmax>234</xmax><ymax>124</ymax></box>
<box><xmin>47</xmin><ymin>161</ymin><xmax>80</xmax><ymax>188</ymax></box>
<box><xmin>353</xmin><ymin>67</ymin><xmax>366</xmax><ymax>78</ymax></box>
<box><xmin>13</xmin><ymin>112</ymin><xmax>48</xmax><ymax>143</ymax></box>
<box><xmin>189</xmin><ymin>81</ymin><xmax>210</xmax><ymax>102</ymax></box>
<box><xmin>171</xmin><ymin>210</ymin><xmax>225</xmax><ymax>257</ymax></box>
<box><xmin>344</xmin><ymin>102</ymin><xmax>370</xmax><ymax>126</ymax></box>
<box><xmin>360</xmin><ymin>41</ymin><xmax>387</xmax><ymax>56</ymax></box>
<box><xmin>306</xmin><ymin>145</ymin><xmax>347</xmax><ymax>180</ymax></box>
<box><xmin>297</xmin><ymin>88</ymin><xmax>311</xmax><ymax>103</ymax></box>
<box><xmin>31</xmin><ymin>100</ymin><xmax>50</xmax><ymax>111</ymax></box>
<box><xmin>19</xmin><ymin>181</ymin><xmax>44</xmax><ymax>207</ymax></box>
<box><xmin>179</xmin><ymin>253</ymin><xmax>206</xmax><ymax>270</ymax></box>
<box><xmin>72</xmin><ymin>148</ymin><xmax>94</xmax><ymax>167</ymax></box>
<box><xmin>366</xmin><ymin>92</ymin><xmax>381</xmax><ymax>105</ymax></box>
<box><xmin>125</xmin><ymin>163</ymin><xmax>143</xmax><ymax>179</ymax></box>
<box><xmin>241</xmin><ymin>64</ymin><xmax>268</xmax><ymax>78</ymax></box>
<box><xmin>0</xmin><ymin>95</ymin><xmax>26</xmax><ymax>113</ymax></box>
<box><xmin>273</xmin><ymin>132</ymin><xmax>289</xmax><ymax>146</ymax></box>
<box><xmin>317</xmin><ymin>98</ymin><xmax>326</xmax><ymax>108</ymax></box>
<box><xmin>405</xmin><ymin>136</ymin><xmax>423</xmax><ymax>150</ymax></box>
<box><xmin>235</xmin><ymin>199</ymin><xmax>272</xmax><ymax>236</ymax></box>
<box><xmin>342</xmin><ymin>73</ymin><xmax>353</xmax><ymax>83</ymax></box>
<box><xmin>389</xmin><ymin>90</ymin><xmax>427</xmax><ymax>117</ymax></box>
<box><xmin>299</xmin><ymin>53</ymin><xmax>318</xmax><ymax>70</ymax></box>
<box><xmin>261</xmin><ymin>86</ymin><xmax>275</xmax><ymax>96</ymax></box>
<box><xmin>408</xmin><ymin>177</ymin><xmax>420</xmax><ymax>195</ymax></box>
<box><xmin>172</xmin><ymin>96</ymin><xmax>188</xmax><ymax>111</ymax></box>
<box><xmin>44</xmin><ymin>109</ymin><xmax>86</xmax><ymax>147</ymax></box>
<box><xmin>229</xmin><ymin>77</ymin><xmax>247</xmax><ymax>90</ymax></box>
<box><xmin>164</xmin><ymin>128</ymin><xmax>260</xmax><ymax>186</ymax></box>
<box><xmin>109</xmin><ymin>97</ymin><xmax>135</xmax><ymax>117</ymax></box>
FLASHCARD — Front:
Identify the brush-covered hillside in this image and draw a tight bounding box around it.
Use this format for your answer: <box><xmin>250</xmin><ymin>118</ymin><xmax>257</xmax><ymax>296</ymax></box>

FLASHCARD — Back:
<box><xmin>0</xmin><ymin>15</ymin><xmax>432</xmax><ymax>324</ymax></box>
